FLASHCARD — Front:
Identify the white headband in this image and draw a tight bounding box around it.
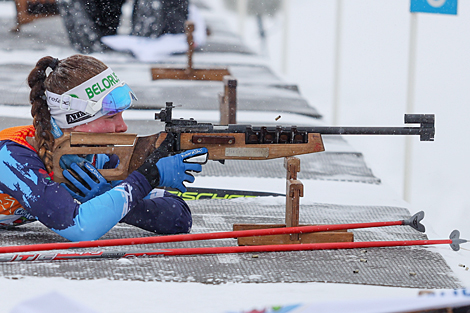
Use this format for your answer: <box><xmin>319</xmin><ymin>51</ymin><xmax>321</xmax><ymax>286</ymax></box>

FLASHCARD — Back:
<box><xmin>46</xmin><ymin>68</ymin><xmax>122</xmax><ymax>128</ymax></box>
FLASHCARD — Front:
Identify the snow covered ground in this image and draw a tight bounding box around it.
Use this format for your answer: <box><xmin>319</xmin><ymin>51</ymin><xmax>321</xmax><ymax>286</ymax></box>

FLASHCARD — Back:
<box><xmin>1</xmin><ymin>1</ymin><xmax>470</xmax><ymax>312</ymax></box>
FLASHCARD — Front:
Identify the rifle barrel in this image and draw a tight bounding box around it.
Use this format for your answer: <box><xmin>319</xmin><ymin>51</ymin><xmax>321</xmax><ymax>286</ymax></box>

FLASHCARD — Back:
<box><xmin>226</xmin><ymin>114</ymin><xmax>434</xmax><ymax>141</ymax></box>
<box><xmin>157</xmin><ymin>103</ymin><xmax>435</xmax><ymax>142</ymax></box>
<box><xmin>301</xmin><ymin>126</ymin><xmax>421</xmax><ymax>135</ymax></box>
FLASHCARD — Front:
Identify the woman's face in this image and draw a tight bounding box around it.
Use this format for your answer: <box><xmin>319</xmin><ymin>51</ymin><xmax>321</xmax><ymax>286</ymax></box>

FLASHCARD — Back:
<box><xmin>71</xmin><ymin>112</ymin><xmax>128</xmax><ymax>133</ymax></box>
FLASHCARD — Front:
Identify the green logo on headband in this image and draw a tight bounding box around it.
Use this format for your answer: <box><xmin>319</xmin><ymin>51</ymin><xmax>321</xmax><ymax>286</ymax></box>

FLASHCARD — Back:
<box><xmin>84</xmin><ymin>72</ymin><xmax>120</xmax><ymax>99</ymax></box>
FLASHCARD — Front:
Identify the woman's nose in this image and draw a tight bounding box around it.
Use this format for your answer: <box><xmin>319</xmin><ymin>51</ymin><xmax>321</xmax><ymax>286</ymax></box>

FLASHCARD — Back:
<box><xmin>115</xmin><ymin>113</ymin><xmax>128</xmax><ymax>133</ymax></box>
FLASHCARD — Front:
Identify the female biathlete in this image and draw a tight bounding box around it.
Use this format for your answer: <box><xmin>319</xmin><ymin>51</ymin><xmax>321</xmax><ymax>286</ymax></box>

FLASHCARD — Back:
<box><xmin>0</xmin><ymin>54</ymin><xmax>206</xmax><ymax>241</ymax></box>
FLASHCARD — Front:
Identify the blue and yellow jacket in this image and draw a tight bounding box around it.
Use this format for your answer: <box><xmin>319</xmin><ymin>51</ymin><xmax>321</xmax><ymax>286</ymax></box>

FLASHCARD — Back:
<box><xmin>0</xmin><ymin>125</ymin><xmax>191</xmax><ymax>241</ymax></box>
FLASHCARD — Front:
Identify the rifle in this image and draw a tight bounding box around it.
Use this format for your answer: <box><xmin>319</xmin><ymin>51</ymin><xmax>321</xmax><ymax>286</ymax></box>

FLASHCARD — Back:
<box><xmin>51</xmin><ymin>102</ymin><xmax>435</xmax><ymax>183</ymax></box>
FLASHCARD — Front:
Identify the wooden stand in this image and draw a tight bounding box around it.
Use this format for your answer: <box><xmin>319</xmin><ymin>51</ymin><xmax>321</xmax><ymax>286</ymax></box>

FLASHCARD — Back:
<box><xmin>219</xmin><ymin>76</ymin><xmax>237</xmax><ymax>125</ymax></box>
<box><xmin>233</xmin><ymin>157</ymin><xmax>354</xmax><ymax>246</ymax></box>
<box><xmin>151</xmin><ymin>21</ymin><xmax>231</xmax><ymax>81</ymax></box>
<box><xmin>12</xmin><ymin>0</ymin><xmax>58</xmax><ymax>32</ymax></box>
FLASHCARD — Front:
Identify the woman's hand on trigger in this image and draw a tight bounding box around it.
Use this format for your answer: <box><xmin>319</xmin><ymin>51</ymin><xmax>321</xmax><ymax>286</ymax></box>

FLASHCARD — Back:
<box><xmin>156</xmin><ymin>148</ymin><xmax>208</xmax><ymax>192</ymax></box>
<box><xmin>61</xmin><ymin>162</ymin><xmax>112</xmax><ymax>203</ymax></box>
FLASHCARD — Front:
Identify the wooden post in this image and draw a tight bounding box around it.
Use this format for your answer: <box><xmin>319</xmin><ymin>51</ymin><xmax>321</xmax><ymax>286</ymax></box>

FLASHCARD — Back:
<box><xmin>151</xmin><ymin>20</ymin><xmax>231</xmax><ymax>81</ymax></box>
<box><xmin>219</xmin><ymin>76</ymin><xmax>237</xmax><ymax>125</ymax></box>
<box><xmin>284</xmin><ymin>157</ymin><xmax>302</xmax><ymax>241</ymax></box>
<box><xmin>284</xmin><ymin>156</ymin><xmax>300</xmax><ymax>180</ymax></box>
<box><xmin>233</xmin><ymin>155</ymin><xmax>354</xmax><ymax>246</ymax></box>
<box><xmin>185</xmin><ymin>21</ymin><xmax>195</xmax><ymax>76</ymax></box>
<box><xmin>12</xmin><ymin>0</ymin><xmax>59</xmax><ymax>32</ymax></box>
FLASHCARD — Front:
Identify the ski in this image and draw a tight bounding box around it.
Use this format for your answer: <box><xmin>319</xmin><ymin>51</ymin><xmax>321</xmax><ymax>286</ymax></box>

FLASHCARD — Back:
<box><xmin>166</xmin><ymin>187</ymin><xmax>285</xmax><ymax>200</ymax></box>
<box><xmin>0</xmin><ymin>230</ymin><xmax>465</xmax><ymax>262</ymax></box>
<box><xmin>0</xmin><ymin>212</ymin><xmax>425</xmax><ymax>254</ymax></box>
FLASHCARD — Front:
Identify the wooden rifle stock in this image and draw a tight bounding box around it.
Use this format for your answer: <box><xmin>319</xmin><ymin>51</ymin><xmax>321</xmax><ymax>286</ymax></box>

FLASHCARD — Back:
<box><xmin>51</xmin><ymin>131</ymin><xmax>325</xmax><ymax>183</ymax></box>
<box><xmin>52</xmin><ymin>132</ymin><xmax>156</xmax><ymax>183</ymax></box>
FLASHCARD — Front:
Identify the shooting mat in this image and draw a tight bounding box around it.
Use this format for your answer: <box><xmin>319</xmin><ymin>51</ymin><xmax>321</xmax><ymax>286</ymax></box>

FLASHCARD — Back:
<box><xmin>0</xmin><ymin>200</ymin><xmax>462</xmax><ymax>289</ymax></box>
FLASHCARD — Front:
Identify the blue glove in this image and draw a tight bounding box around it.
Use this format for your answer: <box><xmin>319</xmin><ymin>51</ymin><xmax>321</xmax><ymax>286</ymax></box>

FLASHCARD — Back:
<box><xmin>156</xmin><ymin>148</ymin><xmax>208</xmax><ymax>192</ymax></box>
<box><xmin>59</xmin><ymin>154</ymin><xmax>91</xmax><ymax>169</ymax></box>
<box><xmin>61</xmin><ymin>162</ymin><xmax>112</xmax><ymax>203</ymax></box>
<box><xmin>137</xmin><ymin>142</ymin><xmax>208</xmax><ymax>192</ymax></box>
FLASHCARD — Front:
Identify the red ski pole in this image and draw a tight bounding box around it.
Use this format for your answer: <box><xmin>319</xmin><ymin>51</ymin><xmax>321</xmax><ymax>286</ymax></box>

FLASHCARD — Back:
<box><xmin>0</xmin><ymin>230</ymin><xmax>465</xmax><ymax>262</ymax></box>
<box><xmin>0</xmin><ymin>212</ymin><xmax>425</xmax><ymax>254</ymax></box>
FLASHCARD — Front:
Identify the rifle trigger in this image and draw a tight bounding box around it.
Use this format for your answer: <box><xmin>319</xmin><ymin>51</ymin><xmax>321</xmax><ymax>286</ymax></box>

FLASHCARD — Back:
<box><xmin>185</xmin><ymin>153</ymin><xmax>208</xmax><ymax>165</ymax></box>
<box><xmin>192</xmin><ymin>135</ymin><xmax>235</xmax><ymax>145</ymax></box>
